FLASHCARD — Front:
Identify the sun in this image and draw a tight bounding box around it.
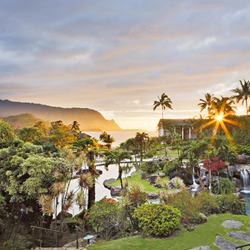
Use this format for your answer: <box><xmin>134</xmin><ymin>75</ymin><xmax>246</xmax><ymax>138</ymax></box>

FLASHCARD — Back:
<box><xmin>215</xmin><ymin>113</ymin><xmax>223</xmax><ymax>121</ymax></box>
<box><xmin>195</xmin><ymin>101</ymin><xmax>242</xmax><ymax>148</ymax></box>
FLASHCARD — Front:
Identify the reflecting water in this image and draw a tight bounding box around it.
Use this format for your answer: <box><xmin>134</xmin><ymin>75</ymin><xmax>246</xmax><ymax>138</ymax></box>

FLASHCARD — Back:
<box><xmin>240</xmin><ymin>192</ymin><xmax>250</xmax><ymax>216</ymax></box>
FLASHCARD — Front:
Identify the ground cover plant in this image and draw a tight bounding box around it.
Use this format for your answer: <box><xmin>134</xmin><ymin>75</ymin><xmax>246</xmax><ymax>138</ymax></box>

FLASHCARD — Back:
<box><xmin>88</xmin><ymin>213</ymin><xmax>250</xmax><ymax>250</ymax></box>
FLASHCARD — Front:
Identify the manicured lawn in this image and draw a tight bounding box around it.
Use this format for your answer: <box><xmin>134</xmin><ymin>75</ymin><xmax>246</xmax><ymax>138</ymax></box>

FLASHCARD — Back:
<box><xmin>155</xmin><ymin>148</ymin><xmax>179</xmax><ymax>159</ymax></box>
<box><xmin>88</xmin><ymin>213</ymin><xmax>250</xmax><ymax>250</ymax></box>
<box><xmin>108</xmin><ymin>173</ymin><xmax>161</xmax><ymax>193</ymax></box>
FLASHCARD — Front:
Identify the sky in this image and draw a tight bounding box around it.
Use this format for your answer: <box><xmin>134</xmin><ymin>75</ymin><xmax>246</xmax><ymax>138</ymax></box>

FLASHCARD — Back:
<box><xmin>1</xmin><ymin>0</ymin><xmax>250</xmax><ymax>131</ymax></box>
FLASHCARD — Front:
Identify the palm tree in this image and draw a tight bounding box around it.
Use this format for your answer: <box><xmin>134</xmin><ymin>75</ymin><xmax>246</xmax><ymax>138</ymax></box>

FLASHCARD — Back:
<box><xmin>135</xmin><ymin>132</ymin><xmax>149</xmax><ymax>163</ymax></box>
<box><xmin>157</xmin><ymin>119</ymin><xmax>175</xmax><ymax>136</ymax></box>
<box><xmin>86</xmin><ymin>150</ymin><xmax>100</xmax><ymax>209</ymax></box>
<box><xmin>104</xmin><ymin>150</ymin><xmax>132</xmax><ymax>189</ymax></box>
<box><xmin>212</xmin><ymin>96</ymin><xmax>237</xmax><ymax>115</ymax></box>
<box><xmin>70</xmin><ymin>121</ymin><xmax>81</xmax><ymax>132</ymax></box>
<box><xmin>231</xmin><ymin>79</ymin><xmax>250</xmax><ymax>115</ymax></box>
<box><xmin>153</xmin><ymin>93</ymin><xmax>173</xmax><ymax>119</ymax></box>
<box><xmin>198</xmin><ymin>93</ymin><xmax>215</xmax><ymax>117</ymax></box>
<box><xmin>99</xmin><ymin>131</ymin><xmax>115</xmax><ymax>149</ymax></box>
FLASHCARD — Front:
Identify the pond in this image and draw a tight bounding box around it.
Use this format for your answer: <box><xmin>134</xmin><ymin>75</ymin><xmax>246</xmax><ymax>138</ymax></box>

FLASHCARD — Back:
<box><xmin>240</xmin><ymin>192</ymin><xmax>250</xmax><ymax>216</ymax></box>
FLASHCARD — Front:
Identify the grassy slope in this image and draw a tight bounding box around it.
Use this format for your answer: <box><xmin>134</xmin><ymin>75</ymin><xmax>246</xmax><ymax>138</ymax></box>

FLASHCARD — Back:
<box><xmin>108</xmin><ymin>173</ymin><xmax>161</xmax><ymax>193</ymax></box>
<box><xmin>89</xmin><ymin>213</ymin><xmax>250</xmax><ymax>250</ymax></box>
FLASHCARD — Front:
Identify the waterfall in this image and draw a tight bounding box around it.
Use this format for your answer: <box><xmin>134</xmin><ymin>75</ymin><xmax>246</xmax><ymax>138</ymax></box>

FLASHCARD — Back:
<box><xmin>191</xmin><ymin>168</ymin><xmax>199</xmax><ymax>191</ymax></box>
<box><xmin>241</xmin><ymin>169</ymin><xmax>250</xmax><ymax>193</ymax></box>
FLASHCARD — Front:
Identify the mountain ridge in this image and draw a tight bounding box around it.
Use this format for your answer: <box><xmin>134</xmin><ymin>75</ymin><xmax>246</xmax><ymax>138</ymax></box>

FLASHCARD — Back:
<box><xmin>0</xmin><ymin>99</ymin><xmax>122</xmax><ymax>131</ymax></box>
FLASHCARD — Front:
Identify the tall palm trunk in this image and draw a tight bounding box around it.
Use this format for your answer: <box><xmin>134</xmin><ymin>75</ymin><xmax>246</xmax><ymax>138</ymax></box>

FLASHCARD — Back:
<box><xmin>246</xmin><ymin>99</ymin><xmax>248</xmax><ymax>115</ymax></box>
<box><xmin>164</xmin><ymin>142</ymin><xmax>168</xmax><ymax>158</ymax></box>
<box><xmin>87</xmin><ymin>166</ymin><xmax>95</xmax><ymax>209</ymax></box>
<box><xmin>140</xmin><ymin>142</ymin><xmax>143</xmax><ymax>163</ymax></box>
<box><xmin>88</xmin><ymin>151</ymin><xmax>95</xmax><ymax>209</ymax></box>
<box><xmin>88</xmin><ymin>181</ymin><xmax>95</xmax><ymax>209</ymax></box>
<box><xmin>117</xmin><ymin>165</ymin><xmax>123</xmax><ymax>189</ymax></box>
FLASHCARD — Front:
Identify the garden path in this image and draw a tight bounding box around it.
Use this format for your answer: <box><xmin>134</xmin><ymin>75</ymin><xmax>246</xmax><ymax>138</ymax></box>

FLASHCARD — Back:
<box><xmin>190</xmin><ymin>219</ymin><xmax>250</xmax><ymax>250</ymax></box>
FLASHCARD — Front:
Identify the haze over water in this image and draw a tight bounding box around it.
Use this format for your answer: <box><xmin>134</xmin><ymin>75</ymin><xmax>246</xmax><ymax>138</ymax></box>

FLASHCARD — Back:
<box><xmin>86</xmin><ymin>131</ymin><xmax>158</xmax><ymax>147</ymax></box>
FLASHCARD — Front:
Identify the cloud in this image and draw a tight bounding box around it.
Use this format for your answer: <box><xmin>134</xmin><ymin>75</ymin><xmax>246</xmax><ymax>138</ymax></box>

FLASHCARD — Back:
<box><xmin>0</xmin><ymin>0</ymin><xmax>250</xmax><ymax>130</ymax></box>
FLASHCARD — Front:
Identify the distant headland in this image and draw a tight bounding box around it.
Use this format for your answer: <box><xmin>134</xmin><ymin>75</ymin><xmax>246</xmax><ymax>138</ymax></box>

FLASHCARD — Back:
<box><xmin>0</xmin><ymin>99</ymin><xmax>122</xmax><ymax>132</ymax></box>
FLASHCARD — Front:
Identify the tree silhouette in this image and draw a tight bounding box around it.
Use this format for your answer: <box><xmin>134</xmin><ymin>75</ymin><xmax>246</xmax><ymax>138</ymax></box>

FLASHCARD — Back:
<box><xmin>231</xmin><ymin>79</ymin><xmax>250</xmax><ymax>115</ymax></box>
<box><xmin>153</xmin><ymin>93</ymin><xmax>172</xmax><ymax>119</ymax></box>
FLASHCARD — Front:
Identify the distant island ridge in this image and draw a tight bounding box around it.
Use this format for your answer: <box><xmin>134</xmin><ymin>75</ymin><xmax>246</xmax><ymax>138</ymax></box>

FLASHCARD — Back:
<box><xmin>0</xmin><ymin>99</ymin><xmax>141</xmax><ymax>132</ymax></box>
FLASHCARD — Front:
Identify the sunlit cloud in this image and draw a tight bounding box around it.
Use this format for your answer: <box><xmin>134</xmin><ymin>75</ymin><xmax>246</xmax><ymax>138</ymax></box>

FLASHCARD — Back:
<box><xmin>0</xmin><ymin>1</ymin><xmax>250</xmax><ymax>130</ymax></box>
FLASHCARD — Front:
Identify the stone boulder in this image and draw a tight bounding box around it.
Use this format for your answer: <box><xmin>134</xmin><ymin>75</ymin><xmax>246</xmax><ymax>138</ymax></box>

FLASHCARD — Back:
<box><xmin>231</xmin><ymin>177</ymin><xmax>242</xmax><ymax>190</ymax></box>
<box><xmin>234</xmin><ymin>165</ymin><xmax>242</xmax><ymax>179</ymax></box>
<box><xmin>154</xmin><ymin>184</ymin><xmax>161</xmax><ymax>188</ymax></box>
<box><xmin>158</xmin><ymin>172</ymin><xmax>166</xmax><ymax>178</ymax></box>
<box><xmin>141</xmin><ymin>171</ymin><xmax>147</xmax><ymax>180</ymax></box>
<box><xmin>148</xmin><ymin>192</ymin><xmax>159</xmax><ymax>199</ymax></box>
<box><xmin>148</xmin><ymin>174</ymin><xmax>158</xmax><ymax>184</ymax></box>
<box><xmin>178</xmin><ymin>168</ymin><xmax>193</xmax><ymax>186</ymax></box>
<box><xmin>57</xmin><ymin>211</ymin><xmax>72</xmax><ymax>220</ymax></box>
<box><xmin>227</xmin><ymin>165</ymin><xmax>236</xmax><ymax>178</ymax></box>
<box><xmin>103</xmin><ymin>178</ymin><xmax>116</xmax><ymax>190</ymax></box>
<box><xmin>238</xmin><ymin>154</ymin><xmax>250</xmax><ymax>164</ymax></box>
<box><xmin>111</xmin><ymin>186</ymin><xmax>122</xmax><ymax>196</ymax></box>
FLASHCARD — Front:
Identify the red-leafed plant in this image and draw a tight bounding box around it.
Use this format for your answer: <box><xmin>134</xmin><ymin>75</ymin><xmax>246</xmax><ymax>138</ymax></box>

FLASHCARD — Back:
<box><xmin>204</xmin><ymin>157</ymin><xmax>226</xmax><ymax>176</ymax></box>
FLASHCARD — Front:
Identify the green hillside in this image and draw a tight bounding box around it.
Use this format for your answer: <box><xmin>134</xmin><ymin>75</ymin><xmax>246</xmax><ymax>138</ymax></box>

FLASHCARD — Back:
<box><xmin>1</xmin><ymin>113</ymin><xmax>49</xmax><ymax>129</ymax></box>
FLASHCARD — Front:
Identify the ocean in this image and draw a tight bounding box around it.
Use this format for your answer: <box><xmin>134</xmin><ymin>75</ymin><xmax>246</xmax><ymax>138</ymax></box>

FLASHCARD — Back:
<box><xmin>86</xmin><ymin>130</ymin><xmax>158</xmax><ymax>147</ymax></box>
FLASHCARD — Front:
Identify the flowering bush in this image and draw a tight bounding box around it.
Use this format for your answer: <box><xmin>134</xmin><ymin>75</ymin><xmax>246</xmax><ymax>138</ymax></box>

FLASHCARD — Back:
<box><xmin>162</xmin><ymin>188</ymin><xmax>200</xmax><ymax>224</ymax></box>
<box><xmin>133</xmin><ymin>203</ymin><xmax>181</xmax><ymax>236</ymax></box>
<box><xmin>216</xmin><ymin>193</ymin><xmax>246</xmax><ymax>214</ymax></box>
<box><xmin>86</xmin><ymin>197</ymin><xmax>120</xmax><ymax>239</ymax></box>
<box><xmin>195</xmin><ymin>191</ymin><xmax>219</xmax><ymax>216</ymax></box>
<box><xmin>161</xmin><ymin>188</ymin><xmax>246</xmax><ymax>225</ymax></box>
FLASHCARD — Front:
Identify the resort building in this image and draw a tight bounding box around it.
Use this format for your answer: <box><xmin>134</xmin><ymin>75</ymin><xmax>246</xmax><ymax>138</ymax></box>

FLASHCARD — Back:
<box><xmin>157</xmin><ymin>119</ymin><xmax>200</xmax><ymax>140</ymax></box>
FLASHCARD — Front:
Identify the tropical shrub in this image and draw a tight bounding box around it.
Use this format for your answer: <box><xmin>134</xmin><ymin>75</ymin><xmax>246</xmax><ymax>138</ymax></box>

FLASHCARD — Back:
<box><xmin>171</xmin><ymin>176</ymin><xmax>185</xmax><ymax>189</ymax></box>
<box><xmin>163</xmin><ymin>160</ymin><xmax>179</xmax><ymax>176</ymax></box>
<box><xmin>120</xmin><ymin>183</ymin><xmax>148</xmax><ymax>231</ymax></box>
<box><xmin>237</xmin><ymin>145</ymin><xmax>250</xmax><ymax>155</ymax></box>
<box><xmin>216</xmin><ymin>193</ymin><xmax>246</xmax><ymax>214</ymax></box>
<box><xmin>140</xmin><ymin>161</ymin><xmax>159</xmax><ymax>174</ymax></box>
<box><xmin>158</xmin><ymin>160</ymin><xmax>168</xmax><ymax>170</ymax></box>
<box><xmin>127</xmin><ymin>182</ymin><xmax>148</xmax><ymax>208</ymax></box>
<box><xmin>213</xmin><ymin>178</ymin><xmax>235</xmax><ymax>194</ymax></box>
<box><xmin>86</xmin><ymin>197</ymin><xmax>120</xmax><ymax>239</ymax></box>
<box><xmin>161</xmin><ymin>188</ymin><xmax>200</xmax><ymax>224</ymax></box>
<box><xmin>133</xmin><ymin>203</ymin><xmax>181</xmax><ymax>236</ymax></box>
